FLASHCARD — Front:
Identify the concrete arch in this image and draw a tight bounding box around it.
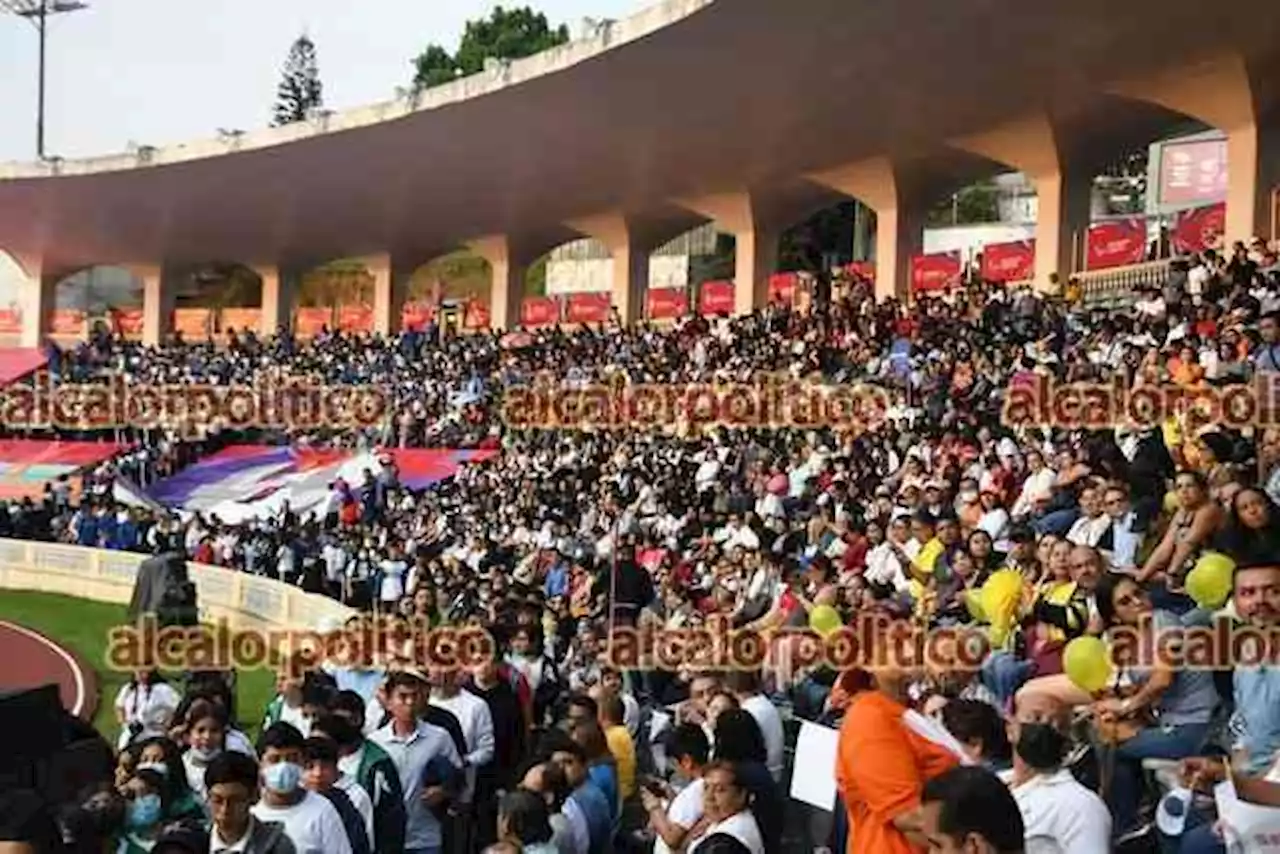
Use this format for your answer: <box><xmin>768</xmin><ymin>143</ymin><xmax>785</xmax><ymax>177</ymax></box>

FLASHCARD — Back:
<box><xmin>53</xmin><ymin>266</ymin><xmax>144</xmax><ymax>313</ymax></box>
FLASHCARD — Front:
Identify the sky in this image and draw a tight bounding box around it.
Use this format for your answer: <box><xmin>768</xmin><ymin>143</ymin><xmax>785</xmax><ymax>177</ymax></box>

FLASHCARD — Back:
<box><xmin>0</xmin><ymin>0</ymin><xmax>644</xmax><ymax>162</ymax></box>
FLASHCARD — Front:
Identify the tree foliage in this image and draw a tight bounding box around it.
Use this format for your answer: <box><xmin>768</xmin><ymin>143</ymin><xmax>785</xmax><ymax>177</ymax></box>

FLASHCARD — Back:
<box><xmin>927</xmin><ymin>181</ymin><xmax>1002</xmax><ymax>228</ymax></box>
<box><xmin>272</xmin><ymin>34</ymin><xmax>324</xmax><ymax>127</ymax></box>
<box><xmin>411</xmin><ymin>6</ymin><xmax>569</xmax><ymax>91</ymax></box>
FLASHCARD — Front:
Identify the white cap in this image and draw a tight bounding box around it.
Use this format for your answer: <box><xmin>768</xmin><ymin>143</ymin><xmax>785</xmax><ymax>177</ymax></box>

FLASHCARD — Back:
<box><xmin>1155</xmin><ymin>787</ymin><xmax>1193</xmax><ymax>837</ymax></box>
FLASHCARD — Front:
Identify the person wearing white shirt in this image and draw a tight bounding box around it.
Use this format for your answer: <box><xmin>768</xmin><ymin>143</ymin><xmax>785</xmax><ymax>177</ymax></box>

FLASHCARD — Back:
<box><xmin>377</xmin><ymin>545</ymin><xmax>409</xmax><ymax>606</ymax></box>
<box><xmin>1009</xmin><ymin>695</ymin><xmax>1111</xmax><ymax>854</ymax></box>
<box><xmin>370</xmin><ymin>674</ymin><xmax>464</xmax><ymax>854</ymax></box>
<box><xmin>686</xmin><ymin>763</ymin><xmax>765</xmax><ymax>854</ymax></box>
<box><xmin>429</xmin><ymin>669</ymin><xmax>495</xmax><ymax>806</ymax></box>
<box><xmin>1011</xmin><ymin>452</ymin><xmax>1056</xmax><ymax>520</ymax></box>
<box><xmin>726</xmin><ymin>673</ymin><xmax>785</xmax><ymax>784</ymax></box>
<box><xmin>302</xmin><ymin>737</ymin><xmax>374</xmax><ymax>853</ymax></box>
<box><xmin>114</xmin><ymin>671</ymin><xmax>181</xmax><ymax>751</ymax></box>
<box><xmin>643</xmin><ymin>723</ymin><xmax>709</xmax><ymax>854</ymax></box>
<box><xmin>204</xmin><ymin>751</ymin><xmax>297</xmax><ymax>854</ymax></box>
<box><xmin>252</xmin><ymin>723</ymin><xmax>353</xmax><ymax>854</ymax></box>
<box><xmin>1063</xmin><ymin>485</ymin><xmax>1111</xmax><ymax>549</ymax></box>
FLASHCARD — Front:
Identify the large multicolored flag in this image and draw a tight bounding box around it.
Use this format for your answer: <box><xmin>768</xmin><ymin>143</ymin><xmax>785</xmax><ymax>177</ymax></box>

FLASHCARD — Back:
<box><xmin>147</xmin><ymin>445</ymin><xmax>496</xmax><ymax>524</ymax></box>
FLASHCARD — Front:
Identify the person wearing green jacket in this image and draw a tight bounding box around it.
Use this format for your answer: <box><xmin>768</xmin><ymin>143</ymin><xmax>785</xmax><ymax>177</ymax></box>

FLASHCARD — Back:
<box><xmin>313</xmin><ymin>707</ymin><xmax>406</xmax><ymax>854</ymax></box>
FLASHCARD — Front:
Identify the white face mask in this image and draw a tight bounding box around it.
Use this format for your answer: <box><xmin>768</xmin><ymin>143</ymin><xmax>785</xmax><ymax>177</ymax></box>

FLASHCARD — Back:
<box><xmin>189</xmin><ymin>745</ymin><xmax>221</xmax><ymax>763</ymax></box>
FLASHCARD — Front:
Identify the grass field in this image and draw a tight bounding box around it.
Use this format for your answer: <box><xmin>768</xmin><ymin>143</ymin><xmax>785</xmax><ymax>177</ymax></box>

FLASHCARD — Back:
<box><xmin>0</xmin><ymin>591</ymin><xmax>275</xmax><ymax>741</ymax></box>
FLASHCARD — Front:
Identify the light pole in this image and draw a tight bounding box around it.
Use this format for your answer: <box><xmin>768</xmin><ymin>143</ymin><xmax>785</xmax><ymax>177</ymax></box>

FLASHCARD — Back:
<box><xmin>1</xmin><ymin>0</ymin><xmax>88</xmax><ymax>159</ymax></box>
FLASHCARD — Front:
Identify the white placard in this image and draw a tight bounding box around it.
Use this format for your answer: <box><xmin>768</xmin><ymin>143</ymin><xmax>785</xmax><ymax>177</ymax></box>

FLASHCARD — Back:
<box><xmin>789</xmin><ymin>721</ymin><xmax>840</xmax><ymax>811</ymax></box>
<box><xmin>1215</xmin><ymin>779</ymin><xmax>1280</xmax><ymax>852</ymax></box>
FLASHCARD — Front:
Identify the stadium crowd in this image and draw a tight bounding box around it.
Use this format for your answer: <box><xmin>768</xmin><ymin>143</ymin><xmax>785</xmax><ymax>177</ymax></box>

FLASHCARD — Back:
<box><xmin>4</xmin><ymin>237</ymin><xmax>1280</xmax><ymax>853</ymax></box>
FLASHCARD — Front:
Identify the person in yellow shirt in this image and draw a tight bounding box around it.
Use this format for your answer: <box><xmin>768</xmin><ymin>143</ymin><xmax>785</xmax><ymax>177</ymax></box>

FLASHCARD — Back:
<box><xmin>600</xmin><ymin>693</ymin><xmax>637</xmax><ymax>801</ymax></box>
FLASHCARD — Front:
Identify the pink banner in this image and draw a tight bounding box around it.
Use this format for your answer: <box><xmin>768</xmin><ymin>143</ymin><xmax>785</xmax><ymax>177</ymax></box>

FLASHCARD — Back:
<box><xmin>1172</xmin><ymin>203</ymin><xmax>1226</xmax><ymax>255</ymax></box>
<box><xmin>1160</xmin><ymin>139</ymin><xmax>1228</xmax><ymax>206</ymax></box>
<box><xmin>768</xmin><ymin>272</ymin><xmax>799</xmax><ymax>304</ymax></box>
<box><xmin>220</xmin><ymin>307</ymin><xmax>261</xmax><ymax>334</ymax></box>
<box><xmin>699</xmin><ymin>281</ymin><xmax>734</xmax><ymax>315</ymax></box>
<box><xmin>981</xmin><ymin>240</ymin><xmax>1036</xmax><ymax>283</ymax></box>
<box><xmin>110</xmin><ymin>308</ymin><xmax>144</xmax><ymax>338</ymax></box>
<box><xmin>521</xmin><ymin>297</ymin><xmax>561</xmax><ymax>327</ymax></box>
<box><xmin>566</xmin><ymin>293</ymin><xmax>611</xmax><ymax>324</ymax></box>
<box><xmin>1087</xmin><ymin>218</ymin><xmax>1148</xmax><ymax>270</ymax></box>
<box><xmin>911</xmin><ymin>252</ymin><xmax>962</xmax><ymax>293</ymax></box>
<box><xmin>337</xmin><ymin>304</ymin><xmax>373</xmax><ymax>333</ymax></box>
<box><xmin>50</xmin><ymin>309</ymin><xmax>85</xmax><ymax>336</ymax></box>
<box><xmin>647</xmin><ymin>288</ymin><xmax>688</xmax><ymax>320</ymax></box>
<box><xmin>0</xmin><ymin>308</ymin><xmax>21</xmax><ymax>336</ymax></box>
<box><xmin>295</xmin><ymin>307</ymin><xmax>332</xmax><ymax>338</ymax></box>
<box><xmin>463</xmin><ymin>300</ymin><xmax>491</xmax><ymax>330</ymax></box>
<box><xmin>401</xmin><ymin>301</ymin><xmax>434</xmax><ymax>331</ymax></box>
<box><xmin>843</xmin><ymin>261</ymin><xmax>875</xmax><ymax>282</ymax></box>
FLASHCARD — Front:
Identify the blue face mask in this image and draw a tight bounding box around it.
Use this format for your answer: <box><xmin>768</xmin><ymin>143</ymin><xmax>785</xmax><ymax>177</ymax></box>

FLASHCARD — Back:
<box><xmin>262</xmin><ymin>761</ymin><xmax>303</xmax><ymax>794</ymax></box>
<box><xmin>127</xmin><ymin>793</ymin><xmax>162</xmax><ymax>830</ymax></box>
<box><xmin>137</xmin><ymin>761</ymin><xmax>168</xmax><ymax>777</ymax></box>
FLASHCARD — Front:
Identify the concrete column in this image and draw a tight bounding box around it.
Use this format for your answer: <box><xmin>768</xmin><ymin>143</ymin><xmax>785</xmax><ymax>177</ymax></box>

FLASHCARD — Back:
<box><xmin>674</xmin><ymin>192</ymin><xmax>778</xmax><ymax>314</ymax></box>
<box><xmin>952</xmin><ymin>114</ymin><xmax>1091</xmax><ymax>289</ymax></box>
<box><xmin>366</xmin><ymin>253</ymin><xmax>411</xmax><ymax>336</ymax></box>
<box><xmin>139</xmin><ymin>264</ymin><xmax>177</xmax><ymax>346</ymax></box>
<box><xmin>1110</xmin><ymin>53</ymin><xmax>1280</xmax><ymax>242</ymax></box>
<box><xmin>468</xmin><ymin>236</ymin><xmax>524</xmax><ymax>331</ymax></box>
<box><xmin>12</xmin><ymin>254</ymin><xmax>55</xmax><ymax>349</ymax></box>
<box><xmin>565</xmin><ymin>214</ymin><xmax>656</xmax><ymax>323</ymax></box>
<box><xmin>807</xmin><ymin>158</ymin><xmax>924</xmax><ymax>299</ymax></box>
<box><xmin>256</xmin><ymin>265</ymin><xmax>299</xmax><ymax>336</ymax></box>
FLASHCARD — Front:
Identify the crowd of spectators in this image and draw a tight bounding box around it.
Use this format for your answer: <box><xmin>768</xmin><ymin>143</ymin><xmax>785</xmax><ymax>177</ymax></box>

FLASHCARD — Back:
<box><xmin>5</xmin><ymin>237</ymin><xmax>1280</xmax><ymax>853</ymax></box>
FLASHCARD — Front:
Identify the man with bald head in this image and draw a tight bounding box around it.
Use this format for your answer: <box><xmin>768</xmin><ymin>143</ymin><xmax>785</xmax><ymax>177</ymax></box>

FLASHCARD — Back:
<box><xmin>1006</xmin><ymin>693</ymin><xmax>1110</xmax><ymax>853</ymax></box>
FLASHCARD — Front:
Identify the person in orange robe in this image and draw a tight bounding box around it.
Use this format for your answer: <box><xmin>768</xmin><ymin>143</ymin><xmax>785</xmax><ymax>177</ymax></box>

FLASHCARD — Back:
<box><xmin>833</xmin><ymin>666</ymin><xmax>960</xmax><ymax>854</ymax></box>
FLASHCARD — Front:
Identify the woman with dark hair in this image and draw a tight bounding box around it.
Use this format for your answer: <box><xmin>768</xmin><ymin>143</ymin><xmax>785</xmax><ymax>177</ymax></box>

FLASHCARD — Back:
<box><xmin>496</xmin><ymin>789</ymin><xmax>559</xmax><ymax>854</ymax></box>
<box><xmin>940</xmin><ymin>699</ymin><xmax>1012</xmax><ymax>779</ymax></box>
<box><xmin>1090</xmin><ymin>572</ymin><xmax>1218</xmax><ymax>837</ymax></box>
<box><xmin>1138</xmin><ymin>470</ymin><xmax>1224</xmax><ymax>613</ymax></box>
<box><xmin>1214</xmin><ymin>486</ymin><xmax>1280</xmax><ymax>564</ymax></box>
<box><xmin>569</xmin><ymin>719</ymin><xmax>620</xmax><ymax>824</ymax></box>
<box><xmin>686</xmin><ymin>763</ymin><xmax>765</xmax><ymax>854</ymax></box>
<box><xmin>131</xmin><ymin>737</ymin><xmax>205</xmax><ymax>822</ymax></box>
<box><xmin>710</xmin><ymin>709</ymin><xmax>781</xmax><ymax>854</ymax></box>
<box><xmin>116</xmin><ymin>768</ymin><xmax>170</xmax><ymax>853</ymax></box>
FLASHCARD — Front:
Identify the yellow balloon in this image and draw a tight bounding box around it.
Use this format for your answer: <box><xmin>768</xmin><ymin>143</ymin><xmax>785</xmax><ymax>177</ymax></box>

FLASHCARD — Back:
<box><xmin>1186</xmin><ymin>551</ymin><xmax>1236</xmax><ymax>610</ymax></box>
<box><xmin>809</xmin><ymin>604</ymin><xmax>842</xmax><ymax>637</ymax></box>
<box><xmin>965</xmin><ymin>589</ymin><xmax>986</xmax><ymax>623</ymax></box>
<box><xmin>980</xmin><ymin>569</ymin><xmax>1024</xmax><ymax>624</ymax></box>
<box><xmin>1063</xmin><ymin>636</ymin><xmax>1113</xmax><ymax>694</ymax></box>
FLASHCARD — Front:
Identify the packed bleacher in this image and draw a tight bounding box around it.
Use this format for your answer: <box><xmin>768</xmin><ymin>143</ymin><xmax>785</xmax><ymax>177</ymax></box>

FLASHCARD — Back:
<box><xmin>4</xmin><ymin>237</ymin><xmax>1280</xmax><ymax>853</ymax></box>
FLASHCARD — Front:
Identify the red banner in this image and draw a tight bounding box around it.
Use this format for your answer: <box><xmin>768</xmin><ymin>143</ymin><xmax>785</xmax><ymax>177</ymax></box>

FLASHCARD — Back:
<box><xmin>295</xmin><ymin>307</ymin><xmax>332</xmax><ymax>338</ymax></box>
<box><xmin>911</xmin><ymin>252</ymin><xmax>962</xmax><ymax>293</ymax></box>
<box><xmin>1159</xmin><ymin>139</ymin><xmax>1228</xmax><ymax>206</ymax></box>
<box><xmin>173</xmin><ymin>308</ymin><xmax>212</xmax><ymax>340</ymax></box>
<box><xmin>699</xmin><ymin>281</ymin><xmax>734</xmax><ymax>316</ymax></box>
<box><xmin>50</xmin><ymin>309</ymin><xmax>85</xmax><ymax>336</ymax></box>
<box><xmin>337</xmin><ymin>304</ymin><xmax>374</xmax><ymax>333</ymax></box>
<box><xmin>1087</xmin><ymin>218</ymin><xmax>1148</xmax><ymax>270</ymax></box>
<box><xmin>520</xmin><ymin>297</ymin><xmax>560</xmax><ymax>327</ymax></box>
<box><xmin>843</xmin><ymin>261</ymin><xmax>876</xmax><ymax>282</ymax></box>
<box><xmin>768</xmin><ymin>273</ymin><xmax>799</xmax><ymax>304</ymax></box>
<box><xmin>647</xmin><ymin>288</ymin><xmax>688</xmax><ymax>320</ymax></box>
<box><xmin>401</xmin><ymin>301</ymin><xmax>434</xmax><ymax>331</ymax></box>
<box><xmin>220</xmin><ymin>307</ymin><xmax>261</xmax><ymax>334</ymax></box>
<box><xmin>566</xmin><ymin>293</ymin><xmax>611</xmax><ymax>324</ymax></box>
<box><xmin>108</xmin><ymin>307</ymin><xmax>144</xmax><ymax>338</ymax></box>
<box><xmin>0</xmin><ymin>307</ymin><xmax>21</xmax><ymax>336</ymax></box>
<box><xmin>1172</xmin><ymin>203</ymin><xmax>1226</xmax><ymax>255</ymax></box>
<box><xmin>463</xmin><ymin>300</ymin><xmax>491</xmax><ymax>330</ymax></box>
<box><xmin>981</xmin><ymin>240</ymin><xmax>1036</xmax><ymax>283</ymax></box>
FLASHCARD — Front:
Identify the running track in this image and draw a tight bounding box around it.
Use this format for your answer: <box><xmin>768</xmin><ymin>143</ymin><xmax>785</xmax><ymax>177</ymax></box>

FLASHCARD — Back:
<box><xmin>0</xmin><ymin>620</ymin><xmax>99</xmax><ymax>720</ymax></box>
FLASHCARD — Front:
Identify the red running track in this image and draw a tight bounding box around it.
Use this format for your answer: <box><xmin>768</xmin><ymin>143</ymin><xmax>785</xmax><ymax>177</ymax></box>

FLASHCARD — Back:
<box><xmin>0</xmin><ymin>620</ymin><xmax>99</xmax><ymax>720</ymax></box>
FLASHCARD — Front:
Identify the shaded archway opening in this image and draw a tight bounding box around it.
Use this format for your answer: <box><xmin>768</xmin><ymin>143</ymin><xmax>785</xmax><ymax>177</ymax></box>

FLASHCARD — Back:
<box><xmin>292</xmin><ymin>258</ymin><xmax>376</xmax><ymax>337</ymax></box>
<box><xmin>180</xmin><ymin>263</ymin><xmax>266</xmax><ymax>341</ymax></box>
<box><xmin>0</xmin><ymin>251</ymin><xmax>27</xmax><ymax>341</ymax></box>
<box><xmin>54</xmin><ymin>266</ymin><xmax>143</xmax><ymax>341</ymax></box>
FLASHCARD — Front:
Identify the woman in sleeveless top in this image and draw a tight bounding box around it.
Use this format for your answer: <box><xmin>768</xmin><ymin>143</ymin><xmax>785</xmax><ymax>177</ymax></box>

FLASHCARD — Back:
<box><xmin>1138</xmin><ymin>470</ymin><xmax>1223</xmax><ymax>590</ymax></box>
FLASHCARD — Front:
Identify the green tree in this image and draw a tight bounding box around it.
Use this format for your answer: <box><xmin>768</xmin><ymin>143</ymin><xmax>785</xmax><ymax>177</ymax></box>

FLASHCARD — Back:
<box><xmin>927</xmin><ymin>181</ymin><xmax>1001</xmax><ymax>227</ymax></box>
<box><xmin>273</xmin><ymin>34</ymin><xmax>324</xmax><ymax>127</ymax></box>
<box><xmin>411</xmin><ymin>6</ymin><xmax>569</xmax><ymax>90</ymax></box>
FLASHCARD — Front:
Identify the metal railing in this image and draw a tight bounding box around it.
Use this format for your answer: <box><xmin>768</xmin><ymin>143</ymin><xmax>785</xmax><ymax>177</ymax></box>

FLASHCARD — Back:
<box><xmin>1076</xmin><ymin>259</ymin><xmax>1172</xmax><ymax>310</ymax></box>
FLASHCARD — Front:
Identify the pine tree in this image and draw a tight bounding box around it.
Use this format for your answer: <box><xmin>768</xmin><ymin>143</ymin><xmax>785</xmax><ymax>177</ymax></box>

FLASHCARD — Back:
<box><xmin>272</xmin><ymin>34</ymin><xmax>324</xmax><ymax>127</ymax></box>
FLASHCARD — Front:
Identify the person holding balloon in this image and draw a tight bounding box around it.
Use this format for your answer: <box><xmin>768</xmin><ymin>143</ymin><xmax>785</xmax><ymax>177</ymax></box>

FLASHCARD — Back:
<box><xmin>1082</xmin><ymin>572</ymin><xmax>1219</xmax><ymax>839</ymax></box>
<box><xmin>1137</xmin><ymin>471</ymin><xmax>1224</xmax><ymax>615</ymax></box>
<box><xmin>1213</xmin><ymin>487</ymin><xmax>1280</xmax><ymax>566</ymax></box>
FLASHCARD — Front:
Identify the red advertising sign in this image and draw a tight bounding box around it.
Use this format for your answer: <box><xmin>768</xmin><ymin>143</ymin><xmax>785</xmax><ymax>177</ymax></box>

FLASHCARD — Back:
<box><xmin>108</xmin><ymin>307</ymin><xmax>144</xmax><ymax>338</ymax></box>
<box><xmin>337</xmin><ymin>303</ymin><xmax>373</xmax><ymax>333</ymax></box>
<box><xmin>699</xmin><ymin>281</ymin><xmax>735</xmax><ymax>316</ymax></box>
<box><xmin>401</xmin><ymin>301</ymin><xmax>434</xmax><ymax>331</ymax></box>
<box><xmin>1172</xmin><ymin>203</ymin><xmax>1227</xmax><ymax>255</ymax></box>
<box><xmin>981</xmin><ymin>240</ymin><xmax>1036</xmax><ymax>283</ymax></box>
<box><xmin>295</xmin><ymin>307</ymin><xmax>332</xmax><ymax>338</ymax></box>
<box><xmin>220</xmin><ymin>307</ymin><xmax>261</xmax><ymax>334</ymax></box>
<box><xmin>910</xmin><ymin>252</ymin><xmax>962</xmax><ymax>293</ymax></box>
<box><xmin>1160</xmin><ymin>139</ymin><xmax>1228</xmax><ymax>206</ymax></box>
<box><xmin>0</xmin><ymin>307</ymin><xmax>21</xmax><ymax>335</ymax></box>
<box><xmin>463</xmin><ymin>300</ymin><xmax>491</xmax><ymax>330</ymax></box>
<box><xmin>173</xmin><ymin>308</ymin><xmax>213</xmax><ymax>340</ymax></box>
<box><xmin>768</xmin><ymin>273</ymin><xmax>799</xmax><ymax>304</ymax></box>
<box><xmin>50</xmin><ymin>309</ymin><xmax>85</xmax><ymax>336</ymax></box>
<box><xmin>566</xmin><ymin>293</ymin><xmax>611</xmax><ymax>324</ymax></box>
<box><xmin>843</xmin><ymin>261</ymin><xmax>875</xmax><ymax>282</ymax></box>
<box><xmin>1086</xmin><ymin>218</ymin><xmax>1148</xmax><ymax>270</ymax></box>
<box><xmin>647</xmin><ymin>288</ymin><xmax>688</xmax><ymax>320</ymax></box>
<box><xmin>521</xmin><ymin>297</ymin><xmax>561</xmax><ymax>327</ymax></box>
